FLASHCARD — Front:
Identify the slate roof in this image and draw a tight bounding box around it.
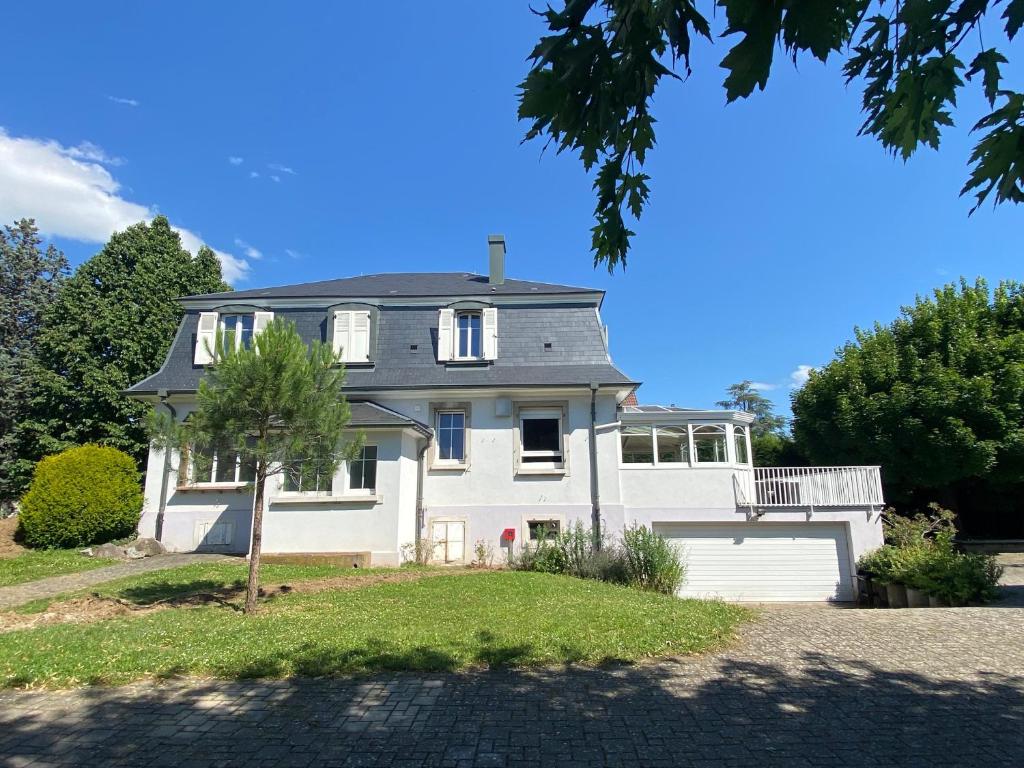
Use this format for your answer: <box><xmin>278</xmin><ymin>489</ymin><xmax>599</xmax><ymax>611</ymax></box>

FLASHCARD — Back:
<box><xmin>127</xmin><ymin>303</ymin><xmax>636</xmax><ymax>395</ymax></box>
<box><xmin>348</xmin><ymin>401</ymin><xmax>431</xmax><ymax>435</ymax></box>
<box><xmin>183</xmin><ymin>273</ymin><xmax>599</xmax><ymax>301</ymax></box>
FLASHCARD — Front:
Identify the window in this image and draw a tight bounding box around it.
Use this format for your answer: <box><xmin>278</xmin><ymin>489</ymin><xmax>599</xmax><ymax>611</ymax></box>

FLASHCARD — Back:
<box><xmin>456</xmin><ymin>311</ymin><xmax>481</xmax><ymax>359</ymax></box>
<box><xmin>282</xmin><ymin>452</ymin><xmax>333</xmax><ymax>493</ymax></box>
<box><xmin>693</xmin><ymin>424</ymin><xmax>729</xmax><ymax>463</ymax></box>
<box><xmin>189</xmin><ymin>444</ymin><xmax>255</xmax><ymax>485</ymax></box>
<box><xmin>621</xmin><ymin>426</ymin><xmax>655</xmax><ymax>463</ymax></box>
<box><xmin>528</xmin><ymin>520</ymin><xmax>561</xmax><ymax>542</ymax></box>
<box><xmin>656</xmin><ymin>426</ymin><xmax>690</xmax><ymax>463</ymax></box>
<box><xmin>348</xmin><ymin>445</ymin><xmax>377</xmax><ymax>491</ymax></box>
<box><xmin>520</xmin><ymin>408</ymin><xmax>563</xmax><ymax>465</ymax></box>
<box><xmin>733</xmin><ymin>425</ymin><xmax>750</xmax><ymax>465</ymax></box>
<box><xmin>332</xmin><ymin>310</ymin><xmax>371</xmax><ymax>363</ymax></box>
<box><xmin>436</xmin><ymin>411</ymin><xmax>466</xmax><ymax>463</ymax></box>
<box><xmin>220</xmin><ymin>313</ymin><xmax>254</xmax><ymax>355</ymax></box>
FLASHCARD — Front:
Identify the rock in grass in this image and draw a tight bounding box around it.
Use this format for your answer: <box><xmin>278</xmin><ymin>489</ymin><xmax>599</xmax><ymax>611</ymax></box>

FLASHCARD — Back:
<box><xmin>90</xmin><ymin>543</ymin><xmax>126</xmax><ymax>559</ymax></box>
<box><xmin>131</xmin><ymin>538</ymin><xmax>166</xmax><ymax>557</ymax></box>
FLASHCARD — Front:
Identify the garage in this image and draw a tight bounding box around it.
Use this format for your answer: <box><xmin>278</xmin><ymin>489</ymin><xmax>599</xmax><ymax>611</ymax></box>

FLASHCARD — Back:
<box><xmin>653</xmin><ymin>522</ymin><xmax>854</xmax><ymax>602</ymax></box>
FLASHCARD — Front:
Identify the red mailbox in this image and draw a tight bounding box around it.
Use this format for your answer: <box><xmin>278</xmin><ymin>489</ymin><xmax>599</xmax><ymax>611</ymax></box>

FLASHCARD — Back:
<box><xmin>500</xmin><ymin>528</ymin><xmax>516</xmax><ymax>543</ymax></box>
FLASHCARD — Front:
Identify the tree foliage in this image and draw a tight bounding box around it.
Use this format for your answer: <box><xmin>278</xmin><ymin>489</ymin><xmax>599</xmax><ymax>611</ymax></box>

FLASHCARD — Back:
<box><xmin>15</xmin><ymin>217</ymin><xmax>228</xmax><ymax>489</ymax></box>
<box><xmin>792</xmin><ymin>278</ymin><xmax>1024</xmax><ymax>534</ymax></box>
<box><xmin>716</xmin><ymin>380</ymin><xmax>788</xmax><ymax>436</ymax></box>
<box><xmin>0</xmin><ymin>220</ymin><xmax>69</xmax><ymax>508</ymax></box>
<box><xmin>154</xmin><ymin>319</ymin><xmax>358</xmax><ymax>614</ymax></box>
<box><xmin>520</xmin><ymin>1</ymin><xmax>1023</xmax><ymax>269</ymax></box>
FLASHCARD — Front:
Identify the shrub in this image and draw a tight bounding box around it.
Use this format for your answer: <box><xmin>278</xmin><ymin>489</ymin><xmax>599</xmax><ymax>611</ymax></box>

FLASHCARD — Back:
<box><xmin>18</xmin><ymin>445</ymin><xmax>143</xmax><ymax>549</ymax></box>
<box><xmin>471</xmin><ymin>538</ymin><xmax>495</xmax><ymax>568</ymax></box>
<box><xmin>400</xmin><ymin>537</ymin><xmax>434</xmax><ymax>567</ymax></box>
<box><xmin>622</xmin><ymin>524</ymin><xmax>686</xmax><ymax>595</ymax></box>
<box><xmin>510</xmin><ymin>522</ymin><xmax>684</xmax><ymax>595</ymax></box>
<box><xmin>882</xmin><ymin>504</ymin><xmax>956</xmax><ymax>548</ymax></box>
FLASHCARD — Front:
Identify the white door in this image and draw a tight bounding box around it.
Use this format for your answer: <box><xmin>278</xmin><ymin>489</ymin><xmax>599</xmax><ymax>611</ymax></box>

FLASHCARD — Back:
<box><xmin>654</xmin><ymin>522</ymin><xmax>854</xmax><ymax>602</ymax></box>
<box><xmin>431</xmin><ymin>521</ymin><xmax>465</xmax><ymax>564</ymax></box>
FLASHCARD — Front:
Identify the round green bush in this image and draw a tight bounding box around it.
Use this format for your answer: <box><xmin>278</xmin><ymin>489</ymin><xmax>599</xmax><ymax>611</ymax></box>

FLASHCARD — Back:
<box><xmin>18</xmin><ymin>445</ymin><xmax>143</xmax><ymax>549</ymax></box>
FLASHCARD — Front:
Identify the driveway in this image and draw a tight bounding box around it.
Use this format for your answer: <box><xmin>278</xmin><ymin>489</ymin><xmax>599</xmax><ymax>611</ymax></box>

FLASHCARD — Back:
<box><xmin>0</xmin><ymin>559</ymin><xmax>1021</xmax><ymax>767</ymax></box>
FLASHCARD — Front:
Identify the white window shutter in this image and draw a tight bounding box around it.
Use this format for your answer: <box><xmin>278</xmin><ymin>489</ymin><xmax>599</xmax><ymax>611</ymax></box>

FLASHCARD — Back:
<box><xmin>333</xmin><ymin>311</ymin><xmax>351</xmax><ymax>359</ymax></box>
<box><xmin>351</xmin><ymin>311</ymin><xmax>371</xmax><ymax>362</ymax></box>
<box><xmin>253</xmin><ymin>311</ymin><xmax>274</xmax><ymax>334</ymax></box>
<box><xmin>482</xmin><ymin>307</ymin><xmax>498</xmax><ymax>360</ymax></box>
<box><xmin>194</xmin><ymin>312</ymin><xmax>218</xmax><ymax>365</ymax></box>
<box><xmin>437</xmin><ymin>308</ymin><xmax>454</xmax><ymax>361</ymax></box>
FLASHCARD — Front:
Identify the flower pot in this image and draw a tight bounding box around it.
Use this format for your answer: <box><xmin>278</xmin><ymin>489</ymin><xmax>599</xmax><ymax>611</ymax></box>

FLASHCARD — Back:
<box><xmin>928</xmin><ymin>595</ymin><xmax>948</xmax><ymax>608</ymax></box>
<box><xmin>885</xmin><ymin>583</ymin><xmax>908</xmax><ymax>608</ymax></box>
<box><xmin>906</xmin><ymin>587</ymin><xmax>929</xmax><ymax>608</ymax></box>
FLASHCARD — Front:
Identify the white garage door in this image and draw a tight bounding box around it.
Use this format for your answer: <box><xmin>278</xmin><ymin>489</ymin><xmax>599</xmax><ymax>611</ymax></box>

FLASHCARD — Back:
<box><xmin>653</xmin><ymin>522</ymin><xmax>854</xmax><ymax>602</ymax></box>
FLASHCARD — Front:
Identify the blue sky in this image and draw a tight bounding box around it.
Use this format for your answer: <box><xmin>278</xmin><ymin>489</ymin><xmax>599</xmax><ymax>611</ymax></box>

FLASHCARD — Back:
<box><xmin>0</xmin><ymin>2</ymin><xmax>1019</xmax><ymax>414</ymax></box>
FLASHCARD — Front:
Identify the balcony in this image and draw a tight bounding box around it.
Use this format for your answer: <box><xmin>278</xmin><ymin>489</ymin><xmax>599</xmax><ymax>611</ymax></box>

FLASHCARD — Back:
<box><xmin>737</xmin><ymin>466</ymin><xmax>884</xmax><ymax>509</ymax></box>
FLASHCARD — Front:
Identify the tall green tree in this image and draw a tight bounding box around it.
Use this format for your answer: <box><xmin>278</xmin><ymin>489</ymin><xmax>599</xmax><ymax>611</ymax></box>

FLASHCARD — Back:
<box><xmin>17</xmin><ymin>217</ymin><xmax>228</xmax><ymax>483</ymax></box>
<box><xmin>156</xmin><ymin>319</ymin><xmax>357</xmax><ymax>614</ymax></box>
<box><xmin>717</xmin><ymin>380</ymin><xmax>803</xmax><ymax>466</ymax></box>
<box><xmin>0</xmin><ymin>220</ymin><xmax>69</xmax><ymax>508</ymax></box>
<box><xmin>717</xmin><ymin>380</ymin><xmax>788</xmax><ymax>436</ymax></box>
<box><xmin>520</xmin><ymin>1</ymin><xmax>1023</xmax><ymax>269</ymax></box>
<box><xmin>792</xmin><ymin>278</ymin><xmax>1024</xmax><ymax>535</ymax></box>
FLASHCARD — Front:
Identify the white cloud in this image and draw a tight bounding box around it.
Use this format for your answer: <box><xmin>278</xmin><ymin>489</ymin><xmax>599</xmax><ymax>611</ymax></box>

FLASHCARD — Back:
<box><xmin>790</xmin><ymin>365</ymin><xmax>814</xmax><ymax>389</ymax></box>
<box><xmin>107</xmin><ymin>95</ymin><xmax>139</xmax><ymax>107</ymax></box>
<box><xmin>270</xmin><ymin>174</ymin><xmax>281</xmax><ymax>183</ymax></box>
<box><xmin>0</xmin><ymin>128</ymin><xmax>249</xmax><ymax>283</ymax></box>
<box><xmin>284</xmin><ymin>248</ymin><xmax>305</xmax><ymax>260</ymax></box>
<box><xmin>233</xmin><ymin>238</ymin><xmax>263</xmax><ymax>261</ymax></box>
<box><xmin>249</xmin><ymin>170</ymin><xmax>260</xmax><ymax>179</ymax></box>
<box><xmin>228</xmin><ymin>156</ymin><xmax>244</xmax><ymax>165</ymax></box>
<box><xmin>63</xmin><ymin>140</ymin><xmax>124</xmax><ymax>166</ymax></box>
<box><xmin>749</xmin><ymin>381</ymin><xmax>778</xmax><ymax>392</ymax></box>
<box><xmin>267</xmin><ymin>163</ymin><xmax>295</xmax><ymax>175</ymax></box>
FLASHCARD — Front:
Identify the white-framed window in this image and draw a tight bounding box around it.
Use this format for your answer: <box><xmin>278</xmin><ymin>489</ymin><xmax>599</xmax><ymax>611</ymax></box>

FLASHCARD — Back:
<box><xmin>527</xmin><ymin>519</ymin><xmax>561</xmax><ymax>542</ymax></box>
<box><xmin>348</xmin><ymin>445</ymin><xmax>378</xmax><ymax>492</ymax></box>
<box><xmin>693</xmin><ymin>424</ymin><xmax>729</xmax><ymax>463</ymax></box>
<box><xmin>621</xmin><ymin>425</ymin><xmax>655</xmax><ymax>464</ymax></box>
<box><xmin>188</xmin><ymin>444</ymin><xmax>256</xmax><ymax>485</ymax></box>
<box><xmin>436</xmin><ymin>411</ymin><xmax>466</xmax><ymax>463</ymax></box>
<box><xmin>733</xmin><ymin>425</ymin><xmax>751</xmax><ymax>465</ymax></box>
<box><xmin>520</xmin><ymin>408</ymin><xmax>563</xmax><ymax>465</ymax></box>
<box><xmin>455</xmin><ymin>311</ymin><xmax>482</xmax><ymax>359</ymax></box>
<box><xmin>656</xmin><ymin>426</ymin><xmax>690</xmax><ymax>464</ymax></box>
<box><xmin>332</xmin><ymin>310</ymin><xmax>371</xmax><ymax>363</ymax></box>
<box><xmin>220</xmin><ymin>313</ymin><xmax>255</xmax><ymax>355</ymax></box>
<box><xmin>282</xmin><ymin>451</ymin><xmax>334</xmax><ymax>494</ymax></box>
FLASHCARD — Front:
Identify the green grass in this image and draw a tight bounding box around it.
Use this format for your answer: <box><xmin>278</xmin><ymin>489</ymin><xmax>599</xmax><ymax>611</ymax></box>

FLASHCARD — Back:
<box><xmin>0</xmin><ymin>571</ymin><xmax>749</xmax><ymax>689</ymax></box>
<box><xmin>0</xmin><ymin>550</ymin><xmax>118</xmax><ymax>587</ymax></box>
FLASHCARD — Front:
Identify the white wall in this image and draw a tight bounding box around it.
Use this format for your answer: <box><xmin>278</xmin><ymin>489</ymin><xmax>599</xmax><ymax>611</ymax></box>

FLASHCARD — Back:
<box><xmin>619</xmin><ymin>467</ymin><xmax>745</xmax><ymax>510</ymax></box>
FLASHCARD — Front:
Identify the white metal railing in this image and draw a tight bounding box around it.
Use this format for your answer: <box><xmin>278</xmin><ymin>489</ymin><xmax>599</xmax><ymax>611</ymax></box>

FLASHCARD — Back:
<box><xmin>736</xmin><ymin>466</ymin><xmax>884</xmax><ymax>508</ymax></box>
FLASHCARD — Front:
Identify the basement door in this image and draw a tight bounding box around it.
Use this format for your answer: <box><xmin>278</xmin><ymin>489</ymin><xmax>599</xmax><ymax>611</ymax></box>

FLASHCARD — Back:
<box><xmin>653</xmin><ymin>522</ymin><xmax>854</xmax><ymax>602</ymax></box>
<box><xmin>431</xmin><ymin>521</ymin><xmax>465</xmax><ymax>564</ymax></box>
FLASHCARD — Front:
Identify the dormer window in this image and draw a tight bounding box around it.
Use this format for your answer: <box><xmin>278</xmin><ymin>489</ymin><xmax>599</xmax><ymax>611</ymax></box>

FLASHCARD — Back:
<box><xmin>220</xmin><ymin>314</ymin><xmax>254</xmax><ymax>355</ymax></box>
<box><xmin>456</xmin><ymin>311</ymin><xmax>482</xmax><ymax>359</ymax></box>
<box><xmin>437</xmin><ymin>307</ymin><xmax>498</xmax><ymax>362</ymax></box>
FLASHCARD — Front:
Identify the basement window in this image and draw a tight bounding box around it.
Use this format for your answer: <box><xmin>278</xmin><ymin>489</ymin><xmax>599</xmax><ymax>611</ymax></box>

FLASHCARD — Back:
<box><xmin>527</xmin><ymin>520</ymin><xmax>561</xmax><ymax>542</ymax></box>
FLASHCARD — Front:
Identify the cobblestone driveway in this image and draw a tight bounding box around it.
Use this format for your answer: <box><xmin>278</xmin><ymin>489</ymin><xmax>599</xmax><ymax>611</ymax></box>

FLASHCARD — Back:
<box><xmin>0</xmin><ymin>560</ymin><xmax>1021</xmax><ymax>767</ymax></box>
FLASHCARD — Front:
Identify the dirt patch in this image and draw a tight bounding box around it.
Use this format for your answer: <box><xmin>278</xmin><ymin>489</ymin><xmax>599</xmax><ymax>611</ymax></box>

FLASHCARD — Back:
<box><xmin>0</xmin><ymin>518</ymin><xmax>25</xmax><ymax>559</ymax></box>
<box><xmin>0</xmin><ymin>567</ymin><xmax>476</xmax><ymax>632</ymax></box>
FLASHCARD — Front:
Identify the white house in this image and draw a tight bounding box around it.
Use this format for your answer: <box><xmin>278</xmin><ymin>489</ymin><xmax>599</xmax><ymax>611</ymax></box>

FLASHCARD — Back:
<box><xmin>128</xmin><ymin>235</ymin><xmax>884</xmax><ymax>602</ymax></box>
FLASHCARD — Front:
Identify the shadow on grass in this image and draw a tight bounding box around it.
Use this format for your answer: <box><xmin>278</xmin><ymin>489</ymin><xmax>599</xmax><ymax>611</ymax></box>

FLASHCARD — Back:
<box><xmin>113</xmin><ymin>579</ymin><xmax>247</xmax><ymax>608</ymax></box>
<box><xmin>1</xmin><ymin>649</ymin><xmax>1021</xmax><ymax>766</ymax></box>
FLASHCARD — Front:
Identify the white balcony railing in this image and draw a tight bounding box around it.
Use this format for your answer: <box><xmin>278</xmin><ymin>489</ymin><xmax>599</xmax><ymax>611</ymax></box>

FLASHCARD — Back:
<box><xmin>736</xmin><ymin>466</ymin><xmax>884</xmax><ymax>508</ymax></box>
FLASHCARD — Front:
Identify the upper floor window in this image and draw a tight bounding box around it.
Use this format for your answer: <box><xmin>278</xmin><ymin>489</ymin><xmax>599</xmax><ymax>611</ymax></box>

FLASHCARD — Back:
<box><xmin>692</xmin><ymin>424</ymin><xmax>729</xmax><ymax>463</ymax></box>
<box><xmin>437</xmin><ymin>307</ymin><xmax>497</xmax><ymax>362</ymax></box>
<box><xmin>194</xmin><ymin>310</ymin><xmax>273</xmax><ymax>365</ymax></box>
<box><xmin>332</xmin><ymin>310</ymin><xmax>371</xmax><ymax>363</ymax></box>
<box><xmin>436</xmin><ymin>411</ymin><xmax>466</xmax><ymax>464</ymax></box>
<box><xmin>656</xmin><ymin>426</ymin><xmax>689</xmax><ymax>463</ymax></box>
<box><xmin>220</xmin><ymin>314</ymin><xmax>254</xmax><ymax>355</ymax></box>
<box><xmin>456</xmin><ymin>311</ymin><xmax>482</xmax><ymax>359</ymax></box>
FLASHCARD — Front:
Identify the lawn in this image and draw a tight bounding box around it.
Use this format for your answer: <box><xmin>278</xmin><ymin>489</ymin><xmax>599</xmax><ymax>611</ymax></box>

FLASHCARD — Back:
<box><xmin>0</xmin><ymin>549</ymin><xmax>118</xmax><ymax>587</ymax></box>
<box><xmin>0</xmin><ymin>569</ymin><xmax>749</xmax><ymax>688</ymax></box>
